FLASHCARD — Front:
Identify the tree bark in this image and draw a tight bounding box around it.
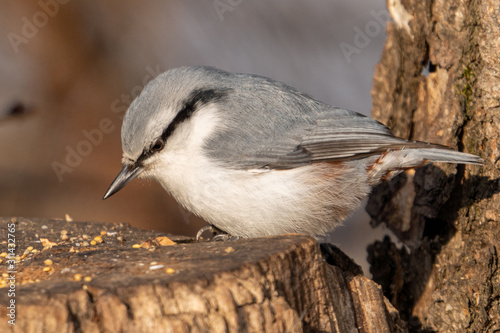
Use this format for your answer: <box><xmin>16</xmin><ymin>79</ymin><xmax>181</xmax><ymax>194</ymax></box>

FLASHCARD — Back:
<box><xmin>368</xmin><ymin>0</ymin><xmax>499</xmax><ymax>331</ymax></box>
<box><xmin>0</xmin><ymin>217</ymin><xmax>406</xmax><ymax>333</ymax></box>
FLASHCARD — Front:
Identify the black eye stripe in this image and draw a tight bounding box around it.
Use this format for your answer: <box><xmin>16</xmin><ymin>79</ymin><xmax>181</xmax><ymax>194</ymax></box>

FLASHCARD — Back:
<box><xmin>160</xmin><ymin>88</ymin><xmax>231</xmax><ymax>142</ymax></box>
<box><xmin>135</xmin><ymin>88</ymin><xmax>231</xmax><ymax>165</ymax></box>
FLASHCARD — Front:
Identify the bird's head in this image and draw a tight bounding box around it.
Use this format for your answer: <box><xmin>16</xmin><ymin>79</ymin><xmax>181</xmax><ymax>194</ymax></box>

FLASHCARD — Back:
<box><xmin>103</xmin><ymin>66</ymin><xmax>231</xmax><ymax>199</ymax></box>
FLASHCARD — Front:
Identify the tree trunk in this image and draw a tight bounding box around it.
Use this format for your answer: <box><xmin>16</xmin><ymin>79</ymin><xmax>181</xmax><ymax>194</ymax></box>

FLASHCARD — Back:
<box><xmin>367</xmin><ymin>0</ymin><xmax>499</xmax><ymax>331</ymax></box>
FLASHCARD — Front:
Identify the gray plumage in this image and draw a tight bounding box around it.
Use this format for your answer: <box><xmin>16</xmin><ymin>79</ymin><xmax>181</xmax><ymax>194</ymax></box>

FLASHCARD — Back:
<box><xmin>105</xmin><ymin>66</ymin><xmax>483</xmax><ymax>238</ymax></box>
<box><xmin>122</xmin><ymin>66</ymin><xmax>482</xmax><ymax>170</ymax></box>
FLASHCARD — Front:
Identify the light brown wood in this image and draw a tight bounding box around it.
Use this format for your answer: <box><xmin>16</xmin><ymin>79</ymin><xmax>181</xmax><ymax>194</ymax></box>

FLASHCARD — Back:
<box><xmin>0</xmin><ymin>217</ymin><xmax>406</xmax><ymax>332</ymax></box>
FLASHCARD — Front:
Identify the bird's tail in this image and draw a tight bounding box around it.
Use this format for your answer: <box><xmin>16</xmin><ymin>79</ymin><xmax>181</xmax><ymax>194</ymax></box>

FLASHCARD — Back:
<box><xmin>367</xmin><ymin>144</ymin><xmax>483</xmax><ymax>185</ymax></box>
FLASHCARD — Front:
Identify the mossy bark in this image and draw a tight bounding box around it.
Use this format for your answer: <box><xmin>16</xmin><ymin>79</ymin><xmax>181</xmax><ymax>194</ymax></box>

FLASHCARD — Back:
<box><xmin>368</xmin><ymin>0</ymin><xmax>500</xmax><ymax>331</ymax></box>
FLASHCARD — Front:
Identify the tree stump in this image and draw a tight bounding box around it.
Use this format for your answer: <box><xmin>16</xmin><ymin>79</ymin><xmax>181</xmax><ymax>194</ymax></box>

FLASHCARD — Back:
<box><xmin>0</xmin><ymin>217</ymin><xmax>406</xmax><ymax>332</ymax></box>
<box><xmin>368</xmin><ymin>0</ymin><xmax>500</xmax><ymax>331</ymax></box>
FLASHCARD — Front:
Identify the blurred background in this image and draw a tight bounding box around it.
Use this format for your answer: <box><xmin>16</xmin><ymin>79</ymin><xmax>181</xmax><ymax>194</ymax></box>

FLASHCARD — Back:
<box><xmin>0</xmin><ymin>0</ymin><xmax>390</xmax><ymax>271</ymax></box>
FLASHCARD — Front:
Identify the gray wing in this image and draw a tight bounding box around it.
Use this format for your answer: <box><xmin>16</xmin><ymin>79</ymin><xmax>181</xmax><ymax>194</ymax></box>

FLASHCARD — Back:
<box><xmin>203</xmin><ymin>72</ymin><xmax>438</xmax><ymax>170</ymax></box>
<box><xmin>205</xmin><ymin>105</ymin><xmax>435</xmax><ymax>170</ymax></box>
<box><xmin>263</xmin><ymin>110</ymin><xmax>439</xmax><ymax>169</ymax></box>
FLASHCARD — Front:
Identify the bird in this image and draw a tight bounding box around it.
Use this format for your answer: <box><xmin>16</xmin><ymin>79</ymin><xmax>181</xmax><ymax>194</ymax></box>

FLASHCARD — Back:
<box><xmin>103</xmin><ymin>66</ymin><xmax>483</xmax><ymax>238</ymax></box>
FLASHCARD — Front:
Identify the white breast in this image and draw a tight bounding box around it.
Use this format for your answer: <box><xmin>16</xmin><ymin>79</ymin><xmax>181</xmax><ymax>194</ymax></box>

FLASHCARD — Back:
<box><xmin>148</xmin><ymin>105</ymin><xmax>371</xmax><ymax>237</ymax></box>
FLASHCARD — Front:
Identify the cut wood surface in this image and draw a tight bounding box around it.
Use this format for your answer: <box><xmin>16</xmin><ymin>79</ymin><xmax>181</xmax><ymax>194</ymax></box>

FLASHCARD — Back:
<box><xmin>0</xmin><ymin>217</ymin><xmax>406</xmax><ymax>333</ymax></box>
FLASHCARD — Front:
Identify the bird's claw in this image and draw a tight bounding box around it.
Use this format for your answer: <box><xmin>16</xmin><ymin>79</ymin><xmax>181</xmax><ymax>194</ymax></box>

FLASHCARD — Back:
<box><xmin>195</xmin><ymin>225</ymin><xmax>237</xmax><ymax>242</ymax></box>
<box><xmin>212</xmin><ymin>234</ymin><xmax>240</xmax><ymax>242</ymax></box>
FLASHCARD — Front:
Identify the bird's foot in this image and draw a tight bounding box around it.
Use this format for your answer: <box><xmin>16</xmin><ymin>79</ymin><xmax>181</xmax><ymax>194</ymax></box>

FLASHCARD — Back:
<box><xmin>195</xmin><ymin>225</ymin><xmax>217</xmax><ymax>241</ymax></box>
<box><xmin>195</xmin><ymin>225</ymin><xmax>238</xmax><ymax>242</ymax></box>
<box><xmin>212</xmin><ymin>234</ymin><xmax>240</xmax><ymax>242</ymax></box>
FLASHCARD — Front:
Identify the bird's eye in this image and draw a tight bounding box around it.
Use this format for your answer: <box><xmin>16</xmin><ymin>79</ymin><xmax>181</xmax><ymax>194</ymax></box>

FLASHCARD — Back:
<box><xmin>151</xmin><ymin>138</ymin><xmax>165</xmax><ymax>152</ymax></box>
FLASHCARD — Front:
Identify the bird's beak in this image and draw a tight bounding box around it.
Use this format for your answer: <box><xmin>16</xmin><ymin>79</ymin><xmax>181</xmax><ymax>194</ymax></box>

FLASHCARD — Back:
<box><xmin>103</xmin><ymin>164</ymin><xmax>143</xmax><ymax>200</ymax></box>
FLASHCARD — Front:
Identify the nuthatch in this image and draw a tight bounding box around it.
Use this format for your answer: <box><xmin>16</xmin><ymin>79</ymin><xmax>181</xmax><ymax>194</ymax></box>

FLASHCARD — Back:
<box><xmin>103</xmin><ymin>66</ymin><xmax>482</xmax><ymax>238</ymax></box>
